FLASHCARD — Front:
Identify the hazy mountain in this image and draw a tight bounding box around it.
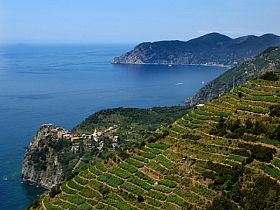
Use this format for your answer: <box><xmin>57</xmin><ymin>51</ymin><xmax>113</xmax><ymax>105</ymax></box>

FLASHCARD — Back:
<box><xmin>112</xmin><ymin>33</ymin><xmax>280</xmax><ymax>66</ymax></box>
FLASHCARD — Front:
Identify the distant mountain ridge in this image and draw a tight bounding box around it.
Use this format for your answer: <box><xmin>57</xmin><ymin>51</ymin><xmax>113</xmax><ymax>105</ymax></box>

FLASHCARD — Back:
<box><xmin>112</xmin><ymin>33</ymin><xmax>280</xmax><ymax>66</ymax></box>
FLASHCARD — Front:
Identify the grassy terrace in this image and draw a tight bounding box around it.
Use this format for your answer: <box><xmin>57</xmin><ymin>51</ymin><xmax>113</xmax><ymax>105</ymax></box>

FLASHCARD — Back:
<box><xmin>33</xmin><ymin>71</ymin><xmax>280</xmax><ymax>209</ymax></box>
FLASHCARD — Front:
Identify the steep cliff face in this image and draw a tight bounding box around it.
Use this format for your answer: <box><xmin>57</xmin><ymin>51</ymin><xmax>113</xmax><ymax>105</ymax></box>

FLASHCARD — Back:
<box><xmin>22</xmin><ymin>124</ymin><xmax>69</xmax><ymax>189</ymax></box>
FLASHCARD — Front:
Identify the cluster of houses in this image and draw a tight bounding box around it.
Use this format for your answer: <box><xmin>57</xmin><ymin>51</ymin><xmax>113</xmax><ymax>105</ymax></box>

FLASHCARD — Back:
<box><xmin>41</xmin><ymin>124</ymin><xmax>120</xmax><ymax>152</ymax></box>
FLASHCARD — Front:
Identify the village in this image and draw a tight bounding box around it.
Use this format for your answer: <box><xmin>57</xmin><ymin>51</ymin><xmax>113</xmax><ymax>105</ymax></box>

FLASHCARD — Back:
<box><xmin>41</xmin><ymin>124</ymin><xmax>120</xmax><ymax>153</ymax></box>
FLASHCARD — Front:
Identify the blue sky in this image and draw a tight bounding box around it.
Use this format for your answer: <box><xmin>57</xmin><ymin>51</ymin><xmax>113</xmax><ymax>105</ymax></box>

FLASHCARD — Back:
<box><xmin>0</xmin><ymin>0</ymin><xmax>279</xmax><ymax>44</ymax></box>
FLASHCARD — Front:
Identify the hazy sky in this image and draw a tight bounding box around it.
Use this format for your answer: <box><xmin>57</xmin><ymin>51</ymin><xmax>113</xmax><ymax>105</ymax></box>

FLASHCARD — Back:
<box><xmin>0</xmin><ymin>0</ymin><xmax>279</xmax><ymax>44</ymax></box>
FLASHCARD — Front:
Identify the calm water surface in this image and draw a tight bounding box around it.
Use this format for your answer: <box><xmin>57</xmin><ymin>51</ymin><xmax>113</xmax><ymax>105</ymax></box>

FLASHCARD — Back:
<box><xmin>0</xmin><ymin>44</ymin><xmax>226</xmax><ymax>209</ymax></box>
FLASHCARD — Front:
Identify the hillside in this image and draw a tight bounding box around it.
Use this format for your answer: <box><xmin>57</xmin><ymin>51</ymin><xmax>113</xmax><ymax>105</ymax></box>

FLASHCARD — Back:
<box><xmin>188</xmin><ymin>47</ymin><xmax>280</xmax><ymax>105</ymax></box>
<box><xmin>112</xmin><ymin>33</ymin><xmax>280</xmax><ymax>66</ymax></box>
<box><xmin>30</xmin><ymin>71</ymin><xmax>280</xmax><ymax>209</ymax></box>
<box><xmin>22</xmin><ymin>106</ymin><xmax>190</xmax><ymax>189</ymax></box>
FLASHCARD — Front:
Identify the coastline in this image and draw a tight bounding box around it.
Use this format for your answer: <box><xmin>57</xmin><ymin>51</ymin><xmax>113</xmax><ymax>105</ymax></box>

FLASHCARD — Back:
<box><xmin>111</xmin><ymin>62</ymin><xmax>232</xmax><ymax>68</ymax></box>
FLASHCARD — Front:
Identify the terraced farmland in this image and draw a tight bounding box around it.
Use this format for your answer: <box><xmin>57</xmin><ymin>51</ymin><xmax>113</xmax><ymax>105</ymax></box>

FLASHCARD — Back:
<box><xmin>33</xmin><ymin>70</ymin><xmax>280</xmax><ymax>209</ymax></box>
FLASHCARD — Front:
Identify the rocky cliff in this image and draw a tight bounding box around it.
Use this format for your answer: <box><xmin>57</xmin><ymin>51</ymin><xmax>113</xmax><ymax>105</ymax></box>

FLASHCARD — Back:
<box><xmin>22</xmin><ymin>124</ymin><xmax>70</xmax><ymax>189</ymax></box>
<box><xmin>22</xmin><ymin>106</ymin><xmax>190</xmax><ymax>189</ymax></box>
<box><xmin>112</xmin><ymin>33</ymin><xmax>280</xmax><ymax>66</ymax></box>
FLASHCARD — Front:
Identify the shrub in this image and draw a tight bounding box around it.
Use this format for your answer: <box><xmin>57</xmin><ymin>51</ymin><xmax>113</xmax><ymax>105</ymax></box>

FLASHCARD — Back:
<box><xmin>252</xmin><ymin>121</ymin><xmax>266</xmax><ymax>135</ymax></box>
<box><xmin>158</xmin><ymin>179</ymin><xmax>177</xmax><ymax>188</ymax></box>
<box><xmin>238</xmin><ymin>142</ymin><xmax>276</xmax><ymax>162</ymax></box>
<box><xmin>209</xmin><ymin>117</ymin><xmax>227</xmax><ymax>136</ymax></box>
<box><xmin>111</xmin><ymin>167</ymin><xmax>131</xmax><ymax>179</ymax></box>
<box><xmin>119</xmin><ymin>162</ymin><xmax>138</xmax><ymax>173</ymax></box>
<box><xmin>126</xmin><ymin>158</ymin><xmax>144</xmax><ymax>168</ymax></box>
<box><xmin>49</xmin><ymin>185</ymin><xmax>61</xmax><ymax>198</ymax></box>
<box><xmin>99</xmin><ymin>186</ymin><xmax>110</xmax><ymax>196</ymax></box>
<box><xmin>106</xmin><ymin>175</ymin><xmax>124</xmax><ymax>187</ymax></box>
<box><xmin>137</xmin><ymin>195</ymin><xmax>144</xmax><ymax>203</ymax></box>
<box><xmin>89</xmin><ymin>180</ymin><xmax>102</xmax><ymax>190</ymax></box>
<box><xmin>166</xmin><ymin>194</ymin><xmax>185</xmax><ymax>206</ymax></box>
<box><xmin>97</xmin><ymin>173</ymin><xmax>111</xmax><ymax>182</ymax></box>
<box><xmin>260</xmin><ymin>71</ymin><xmax>278</xmax><ymax>81</ymax></box>
<box><xmin>148</xmin><ymin>190</ymin><xmax>167</xmax><ymax>200</ymax></box>
<box><xmin>148</xmin><ymin>143</ymin><xmax>169</xmax><ymax>150</ymax></box>
<box><xmin>75</xmin><ymin>176</ymin><xmax>88</xmax><ymax>185</ymax></box>
<box><xmin>153</xmin><ymin>184</ymin><xmax>172</xmax><ymax>193</ymax></box>
<box><xmin>269</xmin><ymin>125</ymin><xmax>280</xmax><ymax>140</ymax></box>
<box><xmin>68</xmin><ymin>180</ymin><xmax>85</xmax><ymax>191</ymax></box>
<box><xmin>128</xmin><ymin>177</ymin><xmax>152</xmax><ymax>190</ymax></box>
<box><xmin>245</xmin><ymin>119</ymin><xmax>254</xmax><ymax>130</ymax></box>
<box><xmin>61</xmin><ymin>184</ymin><xmax>75</xmax><ymax>194</ymax></box>
<box><xmin>238</xmin><ymin>91</ymin><xmax>243</xmax><ymax>98</ymax></box>
<box><xmin>80</xmin><ymin>187</ymin><xmax>101</xmax><ymax>199</ymax></box>
<box><xmin>181</xmin><ymin>133</ymin><xmax>201</xmax><ymax>140</ymax></box>
<box><xmin>142</xmin><ymin>153</ymin><xmax>156</xmax><ymax>159</ymax></box>
<box><xmin>123</xmin><ymin>182</ymin><xmax>144</xmax><ymax>196</ymax></box>
<box><xmin>118</xmin><ymin>150</ymin><xmax>130</xmax><ymax>160</ymax></box>
<box><xmin>269</xmin><ymin>105</ymin><xmax>280</xmax><ymax>117</ymax></box>
<box><xmin>135</xmin><ymin>171</ymin><xmax>152</xmax><ymax>183</ymax></box>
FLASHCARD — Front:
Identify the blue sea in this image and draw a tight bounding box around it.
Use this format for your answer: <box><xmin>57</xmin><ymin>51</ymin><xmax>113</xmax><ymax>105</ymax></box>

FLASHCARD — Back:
<box><xmin>0</xmin><ymin>44</ymin><xmax>227</xmax><ymax>209</ymax></box>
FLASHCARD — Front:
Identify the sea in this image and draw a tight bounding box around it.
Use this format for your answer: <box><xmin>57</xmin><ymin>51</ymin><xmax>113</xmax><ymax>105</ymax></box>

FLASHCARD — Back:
<box><xmin>0</xmin><ymin>44</ymin><xmax>227</xmax><ymax>209</ymax></box>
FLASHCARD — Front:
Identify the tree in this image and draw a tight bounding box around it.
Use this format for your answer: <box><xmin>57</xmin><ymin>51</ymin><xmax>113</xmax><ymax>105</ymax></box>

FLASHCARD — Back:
<box><xmin>270</xmin><ymin>126</ymin><xmax>280</xmax><ymax>141</ymax></box>
<box><xmin>137</xmin><ymin>195</ymin><xmax>144</xmax><ymax>203</ymax></box>
<box><xmin>245</xmin><ymin>119</ymin><xmax>253</xmax><ymax>130</ymax></box>
<box><xmin>260</xmin><ymin>72</ymin><xmax>278</xmax><ymax>81</ymax></box>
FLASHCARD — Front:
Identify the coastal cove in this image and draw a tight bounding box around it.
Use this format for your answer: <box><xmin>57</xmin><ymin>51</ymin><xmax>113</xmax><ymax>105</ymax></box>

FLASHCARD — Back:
<box><xmin>0</xmin><ymin>44</ymin><xmax>226</xmax><ymax>209</ymax></box>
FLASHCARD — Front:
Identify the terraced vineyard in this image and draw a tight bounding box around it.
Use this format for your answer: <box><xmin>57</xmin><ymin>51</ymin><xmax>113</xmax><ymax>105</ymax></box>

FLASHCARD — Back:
<box><xmin>33</xmin><ymin>70</ymin><xmax>280</xmax><ymax>209</ymax></box>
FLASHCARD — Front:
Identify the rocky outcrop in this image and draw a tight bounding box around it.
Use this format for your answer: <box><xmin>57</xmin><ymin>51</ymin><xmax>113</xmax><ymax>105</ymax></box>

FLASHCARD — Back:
<box><xmin>22</xmin><ymin>124</ymin><xmax>70</xmax><ymax>189</ymax></box>
<box><xmin>22</xmin><ymin>107</ymin><xmax>191</xmax><ymax>189</ymax></box>
<box><xmin>112</xmin><ymin>33</ymin><xmax>280</xmax><ymax>66</ymax></box>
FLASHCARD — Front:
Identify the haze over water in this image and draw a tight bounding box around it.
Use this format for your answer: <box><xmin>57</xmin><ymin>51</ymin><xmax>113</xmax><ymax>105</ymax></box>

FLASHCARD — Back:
<box><xmin>0</xmin><ymin>44</ymin><xmax>226</xmax><ymax>209</ymax></box>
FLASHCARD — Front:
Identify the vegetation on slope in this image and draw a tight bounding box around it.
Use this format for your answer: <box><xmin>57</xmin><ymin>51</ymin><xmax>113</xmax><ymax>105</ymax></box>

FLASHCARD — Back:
<box><xmin>188</xmin><ymin>47</ymin><xmax>280</xmax><ymax>105</ymax></box>
<box><xmin>23</xmin><ymin>106</ymin><xmax>190</xmax><ymax>189</ymax></box>
<box><xmin>30</xmin><ymin>70</ymin><xmax>280</xmax><ymax>209</ymax></box>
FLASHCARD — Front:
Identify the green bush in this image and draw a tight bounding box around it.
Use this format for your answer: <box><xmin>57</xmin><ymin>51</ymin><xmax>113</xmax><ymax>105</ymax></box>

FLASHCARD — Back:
<box><xmin>123</xmin><ymin>182</ymin><xmax>144</xmax><ymax>196</ymax></box>
<box><xmin>111</xmin><ymin>167</ymin><xmax>131</xmax><ymax>179</ymax></box>
<box><xmin>68</xmin><ymin>180</ymin><xmax>85</xmax><ymax>191</ymax></box>
<box><xmin>99</xmin><ymin>186</ymin><xmax>110</xmax><ymax>196</ymax></box>
<box><xmin>269</xmin><ymin>105</ymin><xmax>280</xmax><ymax>117</ymax></box>
<box><xmin>148</xmin><ymin>161</ymin><xmax>166</xmax><ymax>174</ymax></box>
<box><xmin>238</xmin><ymin>142</ymin><xmax>276</xmax><ymax>162</ymax></box>
<box><xmin>61</xmin><ymin>184</ymin><xmax>75</xmax><ymax>194</ymax></box>
<box><xmin>119</xmin><ymin>162</ymin><xmax>138</xmax><ymax>173</ymax></box>
<box><xmin>142</xmin><ymin>153</ymin><xmax>156</xmax><ymax>159</ymax></box>
<box><xmin>153</xmin><ymin>184</ymin><xmax>172</xmax><ymax>193</ymax></box>
<box><xmin>88</xmin><ymin>180</ymin><xmax>102</xmax><ymax>190</ymax></box>
<box><xmin>147</xmin><ymin>143</ymin><xmax>169</xmax><ymax>150</ymax></box>
<box><xmin>135</xmin><ymin>171</ymin><xmax>152</xmax><ymax>183</ymax></box>
<box><xmin>148</xmin><ymin>190</ymin><xmax>167</xmax><ymax>200</ymax></box>
<box><xmin>97</xmin><ymin>173</ymin><xmax>112</xmax><ymax>182</ymax></box>
<box><xmin>80</xmin><ymin>187</ymin><xmax>101</xmax><ymax>199</ymax></box>
<box><xmin>128</xmin><ymin>177</ymin><xmax>152</xmax><ymax>190</ymax></box>
<box><xmin>106</xmin><ymin>175</ymin><xmax>124</xmax><ymax>187</ymax></box>
<box><xmin>49</xmin><ymin>185</ymin><xmax>61</xmax><ymax>198</ymax></box>
<box><xmin>260</xmin><ymin>71</ymin><xmax>278</xmax><ymax>81</ymax></box>
<box><xmin>137</xmin><ymin>195</ymin><xmax>144</xmax><ymax>203</ymax></box>
<box><xmin>166</xmin><ymin>194</ymin><xmax>185</xmax><ymax>206</ymax></box>
<box><xmin>158</xmin><ymin>179</ymin><xmax>177</xmax><ymax>188</ymax></box>
<box><xmin>269</xmin><ymin>125</ymin><xmax>280</xmax><ymax>140</ymax></box>
<box><xmin>75</xmin><ymin>176</ymin><xmax>88</xmax><ymax>185</ymax></box>
<box><xmin>125</xmin><ymin>158</ymin><xmax>144</xmax><ymax>168</ymax></box>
